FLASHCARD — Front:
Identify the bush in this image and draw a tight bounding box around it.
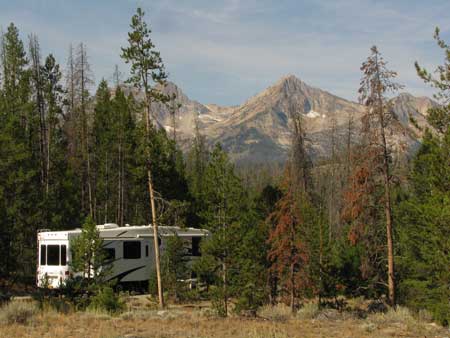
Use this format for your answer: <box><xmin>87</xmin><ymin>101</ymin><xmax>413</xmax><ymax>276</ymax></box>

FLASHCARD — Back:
<box><xmin>209</xmin><ymin>287</ymin><xmax>227</xmax><ymax>317</ymax></box>
<box><xmin>368</xmin><ymin>306</ymin><xmax>417</xmax><ymax>328</ymax></box>
<box><xmin>89</xmin><ymin>286</ymin><xmax>124</xmax><ymax>314</ymax></box>
<box><xmin>257</xmin><ymin>303</ymin><xmax>292</xmax><ymax>322</ymax></box>
<box><xmin>0</xmin><ymin>301</ymin><xmax>38</xmax><ymax>325</ymax></box>
<box><xmin>296</xmin><ymin>302</ymin><xmax>319</xmax><ymax>320</ymax></box>
<box><xmin>233</xmin><ymin>283</ymin><xmax>265</xmax><ymax>316</ymax></box>
<box><xmin>148</xmin><ymin>272</ymin><xmax>158</xmax><ymax>296</ymax></box>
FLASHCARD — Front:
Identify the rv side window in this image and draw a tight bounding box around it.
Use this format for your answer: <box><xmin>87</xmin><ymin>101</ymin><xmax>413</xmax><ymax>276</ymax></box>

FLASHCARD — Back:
<box><xmin>61</xmin><ymin>245</ymin><xmax>67</xmax><ymax>266</ymax></box>
<box><xmin>123</xmin><ymin>241</ymin><xmax>141</xmax><ymax>259</ymax></box>
<box><xmin>192</xmin><ymin>237</ymin><xmax>201</xmax><ymax>256</ymax></box>
<box><xmin>104</xmin><ymin>248</ymin><xmax>115</xmax><ymax>261</ymax></box>
<box><xmin>145</xmin><ymin>245</ymin><xmax>149</xmax><ymax>257</ymax></box>
<box><xmin>47</xmin><ymin>245</ymin><xmax>60</xmax><ymax>266</ymax></box>
<box><xmin>40</xmin><ymin>245</ymin><xmax>46</xmax><ymax>265</ymax></box>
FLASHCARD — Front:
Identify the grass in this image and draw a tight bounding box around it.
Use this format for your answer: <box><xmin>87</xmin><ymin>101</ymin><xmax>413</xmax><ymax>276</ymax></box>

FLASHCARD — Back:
<box><xmin>257</xmin><ymin>303</ymin><xmax>292</xmax><ymax>322</ymax></box>
<box><xmin>0</xmin><ymin>300</ymin><xmax>38</xmax><ymax>325</ymax></box>
<box><xmin>0</xmin><ymin>299</ymin><xmax>448</xmax><ymax>338</ymax></box>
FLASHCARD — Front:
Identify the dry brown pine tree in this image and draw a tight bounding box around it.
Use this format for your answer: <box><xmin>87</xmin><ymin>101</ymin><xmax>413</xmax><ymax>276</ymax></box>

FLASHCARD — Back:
<box><xmin>344</xmin><ymin>46</ymin><xmax>402</xmax><ymax>305</ymax></box>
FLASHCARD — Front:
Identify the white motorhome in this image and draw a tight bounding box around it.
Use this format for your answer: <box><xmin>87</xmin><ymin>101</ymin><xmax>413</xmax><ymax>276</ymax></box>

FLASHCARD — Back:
<box><xmin>36</xmin><ymin>224</ymin><xmax>209</xmax><ymax>289</ymax></box>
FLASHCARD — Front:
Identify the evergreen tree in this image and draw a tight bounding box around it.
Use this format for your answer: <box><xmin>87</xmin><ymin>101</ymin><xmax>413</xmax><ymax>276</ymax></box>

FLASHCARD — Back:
<box><xmin>112</xmin><ymin>88</ymin><xmax>138</xmax><ymax>226</ymax></box>
<box><xmin>397</xmin><ymin>130</ymin><xmax>450</xmax><ymax>325</ymax></box>
<box><xmin>42</xmin><ymin>53</ymin><xmax>81</xmax><ymax>230</ymax></box>
<box><xmin>92</xmin><ymin>79</ymin><xmax>114</xmax><ymax>223</ymax></box>
<box><xmin>186</xmin><ymin>116</ymin><xmax>210</xmax><ymax>227</ymax></box>
<box><xmin>397</xmin><ymin>30</ymin><xmax>450</xmax><ymax>324</ymax></box>
<box><xmin>0</xmin><ymin>23</ymin><xmax>41</xmax><ymax>280</ymax></box>
<box><xmin>343</xmin><ymin>46</ymin><xmax>403</xmax><ymax>305</ymax></box>
<box><xmin>121</xmin><ymin>7</ymin><xmax>171</xmax><ymax>308</ymax></box>
<box><xmin>415</xmin><ymin>27</ymin><xmax>450</xmax><ymax>134</ymax></box>
<box><xmin>70</xmin><ymin>216</ymin><xmax>107</xmax><ymax>285</ymax></box>
<box><xmin>198</xmin><ymin>144</ymin><xmax>247</xmax><ymax>316</ymax></box>
<box><xmin>161</xmin><ymin>234</ymin><xmax>188</xmax><ymax>301</ymax></box>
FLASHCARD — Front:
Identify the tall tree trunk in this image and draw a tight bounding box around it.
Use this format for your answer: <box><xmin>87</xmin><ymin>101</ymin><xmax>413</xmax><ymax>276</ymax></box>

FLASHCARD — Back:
<box><xmin>379</xmin><ymin>110</ymin><xmax>395</xmax><ymax>306</ymax></box>
<box><xmin>29</xmin><ymin>36</ymin><xmax>48</xmax><ymax>193</ymax></box>
<box><xmin>80</xmin><ymin>44</ymin><xmax>94</xmax><ymax>218</ymax></box>
<box><xmin>290</xmin><ymin>261</ymin><xmax>295</xmax><ymax>313</ymax></box>
<box><xmin>223</xmin><ymin>261</ymin><xmax>228</xmax><ymax>316</ymax></box>
<box><xmin>145</xmin><ymin>99</ymin><xmax>164</xmax><ymax>309</ymax></box>
<box><xmin>117</xmin><ymin>140</ymin><xmax>122</xmax><ymax>225</ymax></box>
<box><xmin>104</xmin><ymin>151</ymin><xmax>109</xmax><ymax>223</ymax></box>
<box><xmin>375</xmin><ymin>54</ymin><xmax>396</xmax><ymax>306</ymax></box>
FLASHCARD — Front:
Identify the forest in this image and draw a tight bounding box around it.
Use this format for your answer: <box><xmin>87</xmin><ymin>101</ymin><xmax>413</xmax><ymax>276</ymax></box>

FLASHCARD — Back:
<box><xmin>0</xmin><ymin>7</ymin><xmax>449</xmax><ymax>328</ymax></box>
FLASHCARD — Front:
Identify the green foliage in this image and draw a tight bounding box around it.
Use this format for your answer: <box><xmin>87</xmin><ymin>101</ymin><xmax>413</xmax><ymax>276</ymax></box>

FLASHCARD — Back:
<box><xmin>88</xmin><ymin>286</ymin><xmax>125</xmax><ymax>314</ymax></box>
<box><xmin>70</xmin><ymin>216</ymin><xmax>108</xmax><ymax>285</ymax></box>
<box><xmin>161</xmin><ymin>234</ymin><xmax>189</xmax><ymax>301</ymax></box>
<box><xmin>397</xmin><ymin>130</ymin><xmax>450</xmax><ymax>325</ymax></box>
<box><xmin>0</xmin><ymin>23</ymin><xmax>40</xmax><ymax>280</ymax></box>
<box><xmin>121</xmin><ymin>7</ymin><xmax>167</xmax><ymax>98</ymax></box>
<box><xmin>415</xmin><ymin>27</ymin><xmax>450</xmax><ymax>134</ymax></box>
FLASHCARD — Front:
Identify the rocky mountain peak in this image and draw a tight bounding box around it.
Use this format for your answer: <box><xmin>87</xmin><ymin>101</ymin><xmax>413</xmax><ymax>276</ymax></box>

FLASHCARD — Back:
<box><xmin>141</xmin><ymin>75</ymin><xmax>436</xmax><ymax>164</ymax></box>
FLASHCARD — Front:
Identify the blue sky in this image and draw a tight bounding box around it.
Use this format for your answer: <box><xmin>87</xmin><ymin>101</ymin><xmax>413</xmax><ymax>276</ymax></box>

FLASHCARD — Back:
<box><xmin>1</xmin><ymin>0</ymin><xmax>449</xmax><ymax>106</ymax></box>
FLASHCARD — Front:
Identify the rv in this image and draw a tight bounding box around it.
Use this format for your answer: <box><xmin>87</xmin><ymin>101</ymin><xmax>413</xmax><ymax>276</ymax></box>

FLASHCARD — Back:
<box><xmin>36</xmin><ymin>224</ymin><xmax>209</xmax><ymax>289</ymax></box>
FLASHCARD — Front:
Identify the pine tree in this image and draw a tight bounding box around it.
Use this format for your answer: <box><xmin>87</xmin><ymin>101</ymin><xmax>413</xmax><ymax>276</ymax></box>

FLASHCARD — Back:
<box><xmin>415</xmin><ymin>27</ymin><xmax>450</xmax><ymax>134</ymax></box>
<box><xmin>112</xmin><ymin>87</ymin><xmax>137</xmax><ymax>226</ymax></box>
<box><xmin>121</xmin><ymin>7</ymin><xmax>170</xmax><ymax>308</ymax></box>
<box><xmin>397</xmin><ymin>130</ymin><xmax>450</xmax><ymax>325</ymax></box>
<box><xmin>344</xmin><ymin>46</ymin><xmax>403</xmax><ymax>305</ymax></box>
<box><xmin>186</xmin><ymin>116</ymin><xmax>209</xmax><ymax>226</ymax></box>
<box><xmin>70</xmin><ymin>216</ymin><xmax>107</xmax><ymax>286</ymax></box>
<box><xmin>75</xmin><ymin>43</ymin><xmax>94</xmax><ymax>218</ymax></box>
<box><xmin>92</xmin><ymin>79</ymin><xmax>114</xmax><ymax>223</ymax></box>
<box><xmin>199</xmin><ymin>144</ymin><xmax>248</xmax><ymax>316</ymax></box>
<box><xmin>42</xmin><ymin>53</ymin><xmax>81</xmax><ymax>230</ymax></box>
<box><xmin>0</xmin><ymin>24</ymin><xmax>41</xmax><ymax>280</ymax></box>
<box><xmin>397</xmin><ymin>29</ymin><xmax>450</xmax><ymax>324</ymax></box>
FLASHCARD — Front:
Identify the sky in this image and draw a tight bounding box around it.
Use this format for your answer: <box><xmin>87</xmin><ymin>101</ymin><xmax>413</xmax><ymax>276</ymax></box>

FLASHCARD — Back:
<box><xmin>1</xmin><ymin>0</ymin><xmax>449</xmax><ymax>106</ymax></box>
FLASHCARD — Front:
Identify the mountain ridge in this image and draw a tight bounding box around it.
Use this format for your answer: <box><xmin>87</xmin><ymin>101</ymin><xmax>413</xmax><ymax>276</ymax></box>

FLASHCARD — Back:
<box><xmin>148</xmin><ymin>75</ymin><xmax>436</xmax><ymax>163</ymax></box>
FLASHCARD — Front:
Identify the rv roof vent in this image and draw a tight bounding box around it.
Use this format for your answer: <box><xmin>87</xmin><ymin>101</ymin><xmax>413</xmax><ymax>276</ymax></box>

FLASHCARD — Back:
<box><xmin>97</xmin><ymin>223</ymin><xmax>119</xmax><ymax>229</ymax></box>
<box><xmin>125</xmin><ymin>223</ymin><xmax>130</xmax><ymax>227</ymax></box>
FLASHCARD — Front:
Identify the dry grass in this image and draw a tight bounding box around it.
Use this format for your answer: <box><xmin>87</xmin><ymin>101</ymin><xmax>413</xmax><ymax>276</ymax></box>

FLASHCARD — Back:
<box><xmin>0</xmin><ymin>300</ymin><xmax>448</xmax><ymax>338</ymax></box>
<box><xmin>257</xmin><ymin>303</ymin><xmax>292</xmax><ymax>322</ymax></box>
<box><xmin>0</xmin><ymin>300</ymin><xmax>38</xmax><ymax>325</ymax></box>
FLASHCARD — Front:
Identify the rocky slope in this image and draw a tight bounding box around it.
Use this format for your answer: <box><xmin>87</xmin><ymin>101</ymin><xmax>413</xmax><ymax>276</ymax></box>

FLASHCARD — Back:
<box><xmin>149</xmin><ymin>75</ymin><xmax>436</xmax><ymax>163</ymax></box>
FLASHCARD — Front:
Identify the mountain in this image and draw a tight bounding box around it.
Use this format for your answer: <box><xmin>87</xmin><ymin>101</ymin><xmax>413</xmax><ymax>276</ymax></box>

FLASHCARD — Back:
<box><xmin>148</xmin><ymin>75</ymin><xmax>436</xmax><ymax>163</ymax></box>
<box><xmin>390</xmin><ymin>93</ymin><xmax>437</xmax><ymax>138</ymax></box>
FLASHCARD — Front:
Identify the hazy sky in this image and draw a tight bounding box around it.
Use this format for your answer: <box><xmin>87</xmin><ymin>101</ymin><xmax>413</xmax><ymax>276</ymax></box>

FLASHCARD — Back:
<box><xmin>1</xmin><ymin>0</ymin><xmax>449</xmax><ymax>106</ymax></box>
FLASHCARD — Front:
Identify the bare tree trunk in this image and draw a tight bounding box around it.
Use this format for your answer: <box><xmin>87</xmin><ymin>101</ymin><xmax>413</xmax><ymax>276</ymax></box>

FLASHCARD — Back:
<box><xmin>104</xmin><ymin>151</ymin><xmax>109</xmax><ymax>223</ymax></box>
<box><xmin>79</xmin><ymin>44</ymin><xmax>94</xmax><ymax>218</ymax></box>
<box><xmin>29</xmin><ymin>36</ymin><xmax>48</xmax><ymax>193</ymax></box>
<box><xmin>117</xmin><ymin>140</ymin><xmax>122</xmax><ymax>225</ymax></box>
<box><xmin>379</xmin><ymin>109</ymin><xmax>395</xmax><ymax>306</ymax></box>
<box><xmin>144</xmin><ymin>99</ymin><xmax>164</xmax><ymax>309</ymax></box>
<box><xmin>290</xmin><ymin>262</ymin><xmax>295</xmax><ymax>313</ymax></box>
<box><xmin>223</xmin><ymin>261</ymin><xmax>228</xmax><ymax>315</ymax></box>
<box><xmin>375</xmin><ymin>54</ymin><xmax>396</xmax><ymax>307</ymax></box>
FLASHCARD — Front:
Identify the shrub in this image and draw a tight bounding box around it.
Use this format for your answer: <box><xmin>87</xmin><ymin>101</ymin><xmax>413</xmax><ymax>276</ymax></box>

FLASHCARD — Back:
<box><xmin>233</xmin><ymin>283</ymin><xmax>265</xmax><ymax>316</ymax></box>
<box><xmin>257</xmin><ymin>303</ymin><xmax>292</xmax><ymax>322</ymax></box>
<box><xmin>210</xmin><ymin>287</ymin><xmax>227</xmax><ymax>317</ymax></box>
<box><xmin>368</xmin><ymin>306</ymin><xmax>417</xmax><ymax>328</ymax></box>
<box><xmin>148</xmin><ymin>272</ymin><xmax>158</xmax><ymax>297</ymax></box>
<box><xmin>89</xmin><ymin>286</ymin><xmax>125</xmax><ymax>314</ymax></box>
<box><xmin>296</xmin><ymin>302</ymin><xmax>319</xmax><ymax>320</ymax></box>
<box><xmin>0</xmin><ymin>301</ymin><xmax>38</xmax><ymax>325</ymax></box>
